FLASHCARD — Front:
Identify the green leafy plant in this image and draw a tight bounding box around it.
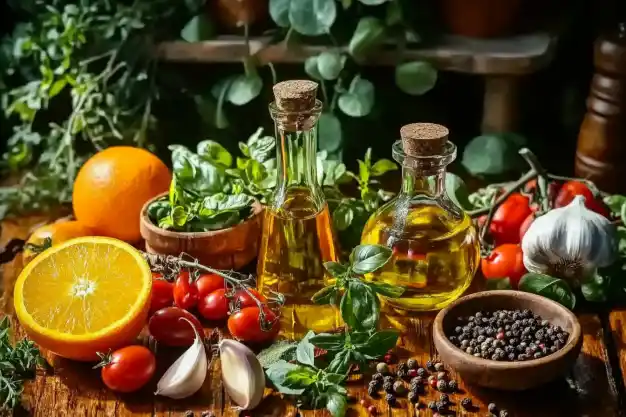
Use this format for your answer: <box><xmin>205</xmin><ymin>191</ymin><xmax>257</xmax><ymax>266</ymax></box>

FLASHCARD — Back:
<box><xmin>0</xmin><ymin>317</ymin><xmax>44</xmax><ymax>410</ymax></box>
<box><xmin>263</xmin><ymin>244</ymin><xmax>401</xmax><ymax>417</ymax></box>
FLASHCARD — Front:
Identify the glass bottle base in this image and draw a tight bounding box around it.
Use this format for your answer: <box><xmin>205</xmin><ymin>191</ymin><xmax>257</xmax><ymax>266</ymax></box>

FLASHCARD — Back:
<box><xmin>277</xmin><ymin>304</ymin><xmax>341</xmax><ymax>339</ymax></box>
<box><xmin>379</xmin><ymin>280</ymin><xmax>472</xmax><ymax>312</ymax></box>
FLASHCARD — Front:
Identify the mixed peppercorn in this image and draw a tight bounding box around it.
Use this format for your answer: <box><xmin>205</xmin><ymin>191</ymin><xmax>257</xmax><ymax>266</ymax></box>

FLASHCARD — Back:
<box><xmin>447</xmin><ymin>309</ymin><xmax>570</xmax><ymax>361</ymax></box>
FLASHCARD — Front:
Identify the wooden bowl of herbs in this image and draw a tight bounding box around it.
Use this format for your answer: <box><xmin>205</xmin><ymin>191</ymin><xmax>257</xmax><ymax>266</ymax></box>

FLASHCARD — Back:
<box><xmin>433</xmin><ymin>290</ymin><xmax>582</xmax><ymax>391</ymax></box>
<box><xmin>140</xmin><ymin>192</ymin><xmax>263</xmax><ymax>270</ymax></box>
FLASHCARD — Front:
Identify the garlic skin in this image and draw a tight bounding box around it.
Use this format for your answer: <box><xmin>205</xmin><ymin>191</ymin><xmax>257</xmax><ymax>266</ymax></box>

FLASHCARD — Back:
<box><xmin>219</xmin><ymin>339</ymin><xmax>265</xmax><ymax>410</ymax></box>
<box><xmin>155</xmin><ymin>318</ymin><xmax>207</xmax><ymax>399</ymax></box>
<box><xmin>521</xmin><ymin>195</ymin><xmax>617</xmax><ymax>283</ymax></box>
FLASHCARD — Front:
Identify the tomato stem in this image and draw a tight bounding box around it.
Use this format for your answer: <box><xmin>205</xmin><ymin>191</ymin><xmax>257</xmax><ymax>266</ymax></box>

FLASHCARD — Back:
<box><xmin>93</xmin><ymin>350</ymin><xmax>112</xmax><ymax>369</ymax></box>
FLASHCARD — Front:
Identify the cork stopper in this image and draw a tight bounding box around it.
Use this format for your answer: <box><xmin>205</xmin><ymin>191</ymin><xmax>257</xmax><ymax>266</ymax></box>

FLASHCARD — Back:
<box><xmin>273</xmin><ymin>80</ymin><xmax>318</xmax><ymax>112</ymax></box>
<box><xmin>400</xmin><ymin>123</ymin><xmax>449</xmax><ymax>156</ymax></box>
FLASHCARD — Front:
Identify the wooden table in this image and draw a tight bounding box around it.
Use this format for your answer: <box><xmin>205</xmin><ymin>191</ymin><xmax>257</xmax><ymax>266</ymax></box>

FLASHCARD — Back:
<box><xmin>2</xmin><ymin>215</ymin><xmax>625</xmax><ymax>417</ymax></box>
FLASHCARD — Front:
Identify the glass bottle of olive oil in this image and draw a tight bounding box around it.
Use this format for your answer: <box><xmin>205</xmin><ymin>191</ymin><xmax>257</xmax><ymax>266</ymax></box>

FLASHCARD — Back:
<box><xmin>361</xmin><ymin>123</ymin><xmax>480</xmax><ymax>311</ymax></box>
<box><xmin>257</xmin><ymin>80</ymin><xmax>340</xmax><ymax>338</ymax></box>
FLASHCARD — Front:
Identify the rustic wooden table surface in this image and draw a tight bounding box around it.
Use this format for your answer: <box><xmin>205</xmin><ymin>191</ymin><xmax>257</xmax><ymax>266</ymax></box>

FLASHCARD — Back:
<box><xmin>2</xmin><ymin>215</ymin><xmax>626</xmax><ymax>417</ymax></box>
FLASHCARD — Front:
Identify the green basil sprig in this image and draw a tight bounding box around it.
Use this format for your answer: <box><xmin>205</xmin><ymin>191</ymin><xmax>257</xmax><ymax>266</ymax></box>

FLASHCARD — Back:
<box><xmin>518</xmin><ymin>273</ymin><xmax>576</xmax><ymax>310</ymax></box>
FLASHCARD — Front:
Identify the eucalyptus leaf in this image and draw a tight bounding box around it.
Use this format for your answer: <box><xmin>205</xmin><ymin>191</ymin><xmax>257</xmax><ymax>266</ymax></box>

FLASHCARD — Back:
<box><xmin>317</xmin><ymin>51</ymin><xmax>345</xmax><ymax>80</ymax></box>
<box><xmin>269</xmin><ymin>0</ymin><xmax>291</xmax><ymax>27</ymax></box>
<box><xmin>350</xmin><ymin>244</ymin><xmax>392</xmax><ymax>274</ymax></box>
<box><xmin>445</xmin><ymin>173</ymin><xmax>472</xmax><ymax>210</ymax></box>
<box><xmin>348</xmin><ymin>17</ymin><xmax>385</xmax><ymax>61</ymax></box>
<box><xmin>197</xmin><ymin>140</ymin><xmax>232</xmax><ymax>168</ymax></box>
<box><xmin>318</xmin><ymin>112</ymin><xmax>342</xmax><ymax>153</ymax></box>
<box><xmin>359</xmin><ymin>0</ymin><xmax>389</xmax><ymax>4</ymax></box>
<box><xmin>180</xmin><ymin>15</ymin><xmax>214</xmax><ymax>42</ymax></box>
<box><xmin>395</xmin><ymin>61</ymin><xmax>437</xmax><ymax>96</ymax></box>
<box><xmin>304</xmin><ymin>56</ymin><xmax>323</xmax><ymax>80</ymax></box>
<box><xmin>518</xmin><ymin>273</ymin><xmax>576</xmax><ymax>309</ymax></box>
<box><xmin>289</xmin><ymin>0</ymin><xmax>336</xmax><ymax>36</ymax></box>
<box><xmin>338</xmin><ymin>76</ymin><xmax>375</xmax><ymax>117</ymax></box>
<box><xmin>462</xmin><ymin>133</ymin><xmax>527</xmax><ymax>176</ymax></box>
<box><xmin>227</xmin><ymin>74</ymin><xmax>263</xmax><ymax>106</ymax></box>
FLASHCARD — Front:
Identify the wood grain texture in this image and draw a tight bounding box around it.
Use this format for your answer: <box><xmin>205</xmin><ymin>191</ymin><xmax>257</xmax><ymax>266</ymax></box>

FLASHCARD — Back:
<box><xmin>157</xmin><ymin>33</ymin><xmax>556</xmax><ymax>75</ymax></box>
<box><xmin>609</xmin><ymin>309</ymin><xmax>626</xmax><ymax>391</ymax></box>
<box><xmin>1</xmin><ymin>215</ymin><xmax>623</xmax><ymax>416</ymax></box>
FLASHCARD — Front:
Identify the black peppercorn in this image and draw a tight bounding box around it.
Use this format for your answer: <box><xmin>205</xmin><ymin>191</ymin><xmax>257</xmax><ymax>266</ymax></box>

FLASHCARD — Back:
<box><xmin>428</xmin><ymin>400</ymin><xmax>437</xmax><ymax>410</ymax></box>
<box><xmin>184</xmin><ymin>411</ymin><xmax>194</xmax><ymax>417</ymax></box>
<box><xmin>385</xmin><ymin>393</ymin><xmax>396</xmax><ymax>406</ymax></box>
<box><xmin>396</xmin><ymin>368</ymin><xmax>407</xmax><ymax>379</ymax></box>
<box><xmin>383</xmin><ymin>381</ymin><xmax>393</xmax><ymax>393</ymax></box>
<box><xmin>383</xmin><ymin>375</ymin><xmax>394</xmax><ymax>385</ymax></box>
<box><xmin>434</xmin><ymin>362</ymin><xmax>444</xmax><ymax>372</ymax></box>
<box><xmin>436</xmin><ymin>379</ymin><xmax>447</xmax><ymax>391</ymax></box>
<box><xmin>408</xmin><ymin>391</ymin><xmax>419</xmax><ymax>404</ymax></box>
<box><xmin>439</xmin><ymin>393</ymin><xmax>449</xmax><ymax>404</ymax></box>
<box><xmin>367</xmin><ymin>384</ymin><xmax>378</xmax><ymax>397</ymax></box>
<box><xmin>488</xmin><ymin>403</ymin><xmax>498</xmax><ymax>413</ymax></box>
<box><xmin>426</xmin><ymin>360</ymin><xmax>434</xmax><ymax>370</ymax></box>
<box><xmin>417</xmin><ymin>367</ymin><xmax>427</xmax><ymax>377</ymax></box>
<box><xmin>435</xmin><ymin>401</ymin><xmax>447</xmax><ymax>412</ymax></box>
<box><xmin>461</xmin><ymin>398</ymin><xmax>472</xmax><ymax>409</ymax></box>
<box><xmin>372</xmin><ymin>373</ymin><xmax>384</xmax><ymax>382</ymax></box>
<box><xmin>448</xmin><ymin>380</ymin><xmax>458</xmax><ymax>392</ymax></box>
<box><xmin>406</xmin><ymin>358</ymin><xmax>418</xmax><ymax>369</ymax></box>
<box><xmin>499</xmin><ymin>410</ymin><xmax>509</xmax><ymax>417</ymax></box>
<box><xmin>397</xmin><ymin>361</ymin><xmax>408</xmax><ymax>372</ymax></box>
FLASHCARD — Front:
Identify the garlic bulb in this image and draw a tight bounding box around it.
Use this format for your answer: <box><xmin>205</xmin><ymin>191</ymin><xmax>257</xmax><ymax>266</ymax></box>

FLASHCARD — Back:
<box><xmin>521</xmin><ymin>195</ymin><xmax>617</xmax><ymax>283</ymax></box>
<box><xmin>219</xmin><ymin>339</ymin><xmax>265</xmax><ymax>410</ymax></box>
<box><xmin>155</xmin><ymin>318</ymin><xmax>207</xmax><ymax>399</ymax></box>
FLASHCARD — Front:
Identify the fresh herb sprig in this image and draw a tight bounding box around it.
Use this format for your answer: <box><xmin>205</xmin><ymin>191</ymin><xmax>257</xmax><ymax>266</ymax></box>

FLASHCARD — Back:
<box><xmin>262</xmin><ymin>244</ymin><xmax>403</xmax><ymax>417</ymax></box>
<box><xmin>0</xmin><ymin>317</ymin><xmax>44</xmax><ymax>410</ymax></box>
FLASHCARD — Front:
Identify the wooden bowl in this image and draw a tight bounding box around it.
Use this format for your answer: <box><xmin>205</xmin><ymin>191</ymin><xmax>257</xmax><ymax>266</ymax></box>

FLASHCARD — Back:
<box><xmin>433</xmin><ymin>290</ymin><xmax>582</xmax><ymax>391</ymax></box>
<box><xmin>139</xmin><ymin>193</ymin><xmax>263</xmax><ymax>270</ymax></box>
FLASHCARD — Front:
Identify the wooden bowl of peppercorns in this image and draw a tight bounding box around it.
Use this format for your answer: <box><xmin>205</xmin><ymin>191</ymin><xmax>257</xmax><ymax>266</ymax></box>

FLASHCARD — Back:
<box><xmin>433</xmin><ymin>290</ymin><xmax>582</xmax><ymax>391</ymax></box>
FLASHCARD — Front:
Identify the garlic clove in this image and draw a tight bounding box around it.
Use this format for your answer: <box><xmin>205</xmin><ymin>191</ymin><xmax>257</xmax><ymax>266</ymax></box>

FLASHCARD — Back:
<box><xmin>219</xmin><ymin>339</ymin><xmax>265</xmax><ymax>410</ymax></box>
<box><xmin>155</xmin><ymin>318</ymin><xmax>207</xmax><ymax>399</ymax></box>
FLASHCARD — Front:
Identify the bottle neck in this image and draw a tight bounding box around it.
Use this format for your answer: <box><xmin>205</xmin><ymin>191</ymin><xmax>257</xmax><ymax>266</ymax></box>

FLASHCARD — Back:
<box><xmin>274</xmin><ymin>125</ymin><xmax>320</xmax><ymax>190</ymax></box>
<box><xmin>399</xmin><ymin>166</ymin><xmax>445</xmax><ymax>198</ymax></box>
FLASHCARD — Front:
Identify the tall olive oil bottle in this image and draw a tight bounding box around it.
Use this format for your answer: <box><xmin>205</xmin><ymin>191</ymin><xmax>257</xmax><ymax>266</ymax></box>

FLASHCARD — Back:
<box><xmin>257</xmin><ymin>80</ymin><xmax>340</xmax><ymax>338</ymax></box>
<box><xmin>361</xmin><ymin>123</ymin><xmax>480</xmax><ymax>312</ymax></box>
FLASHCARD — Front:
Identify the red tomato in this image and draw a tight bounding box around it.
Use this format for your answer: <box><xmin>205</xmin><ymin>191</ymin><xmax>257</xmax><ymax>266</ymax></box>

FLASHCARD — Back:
<box><xmin>98</xmin><ymin>345</ymin><xmax>155</xmax><ymax>393</ymax></box>
<box><xmin>519</xmin><ymin>213</ymin><xmax>535</xmax><ymax>241</ymax></box>
<box><xmin>173</xmin><ymin>271</ymin><xmax>198</xmax><ymax>310</ymax></box>
<box><xmin>148</xmin><ymin>307</ymin><xmax>204</xmax><ymax>346</ymax></box>
<box><xmin>481</xmin><ymin>244</ymin><xmax>527</xmax><ymax>288</ymax></box>
<box><xmin>228</xmin><ymin>306</ymin><xmax>279</xmax><ymax>343</ymax></box>
<box><xmin>554</xmin><ymin>180</ymin><xmax>608</xmax><ymax>216</ymax></box>
<box><xmin>150</xmin><ymin>279</ymin><xmax>174</xmax><ymax>315</ymax></box>
<box><xmin>232</xmin><ymin>288</ymin><xmax>266</xmax><ymax>309</ymax></box>
<box><xmin>195</xmin><ymin>273</ymin><xmax>225</xmax><ymax>298</ymax></box>
<box><xmin>198</xmin><ymin>288</ymin><xmax>230</xmax><ymax>321</ymax></box>
<box><xmin>488</xmin><ymin>193</ymin><xmax>532</xmax><ymax>245</ymax></box>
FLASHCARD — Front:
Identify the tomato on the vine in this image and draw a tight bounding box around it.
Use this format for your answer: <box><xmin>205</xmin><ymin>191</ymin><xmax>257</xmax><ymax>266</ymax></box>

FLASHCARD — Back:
<box><xmin>198</xmin><ymin>288</ymin><xmax>230</xmax><ymax>321</ymax></box>
<box><xmin>150</xmin><ymin>275</ymin><xmax>173</xmax><ymax>315</ymax></box>
<box><xmin>519</xmin><ymin>213</ymin><xmax>535</xmax><ymax>241</ymax></box>
<box><xmin>149</xmin><ymin>306</ymin><xmax>204</xmax><ymax>346</ymax></box>
<box><xmin>195</xmin><ymin>273</ymin><xmax>225</xmax><ymax>298</ymax></box>
<box><xmin>97</xmin><ymin>345</ymin><xmax>155</xmax><ymax>393</ymax></box>
<box><xmin>173</xmin><ymin>271</ymin><xmax>198</xmax><ymax>310</ymax></box>
<box><xmin>481</xmin><ymin>244</ymin><xmax>527</xmax><ymax>288</ymax></box>
<box><xmin>488</xmin><ymin>193</ymin><xmax>532</xmax><ymax>245</ymax></box>
<box><xmin>554</xmin><ymin>180</ymin><xmax>609</xmax><ymax>217</ymax></box>
<box><xmin>232</xmin><ymin>288</ymin><xmax>266</xmax><ymax>309</ymax></box>
<box><xmin>228</xmin><ymin>305</ymin><xmax>279</xmax><ymax>343</ymax></box>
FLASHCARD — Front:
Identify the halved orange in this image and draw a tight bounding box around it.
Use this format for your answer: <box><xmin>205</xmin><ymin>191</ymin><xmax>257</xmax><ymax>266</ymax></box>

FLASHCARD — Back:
<box><xmin>14</xmin><ymin>237</ymin><xmax>152</xmax><ymax>361</ymax></box>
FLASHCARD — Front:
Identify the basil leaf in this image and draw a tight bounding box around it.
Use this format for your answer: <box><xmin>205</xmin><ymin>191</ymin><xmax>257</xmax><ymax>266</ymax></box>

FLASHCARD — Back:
<box><xmin>324</xmin><ymin>261</ymin><xmax>349</xmax><ymax>277</ymax></box>
<box><xmin>350</xmin><ymin>244</ymin><xmax>392</xmax><ymax>274</ymax></box>
<box><xmin>202</xmin><ymin>193</ymin><xmax>254</xmax><ymax>211</ymax></box>
<box><xmin>257</xmin><ymin>341</ymin><xmax>297</xmax><ymax>368</ymax></box>
<box><xmin>323</xmin><ymin>372</ymin><xmax>347</xmax><ymax>385</ymax></box>
<box><xmin>350</xmin><ymin>350</ymin><xmax>369</xmax><ymax>371</ymax></box>
<box><xmin>147</xmin><ymin>199</ymin><xmax>170</xmax><ymax>223</ymax></box>
<box><xmin>265</xmin><ymin>360</ymin><xmax>305</xmax><ymax>395</ymax></box>
<box><xmin>486</xmin><ymin>277</ymin><xmax>513</xmax><ymax>290</ymax></box>
<box><xmin>309</xmin><ymin>333</ymin><xmax>345</xmax><ymax>351</ymax></box>
<box><xmin>370</xmin><ymin>158</ymin><xmax>397</xmax><ymax>177</ymax></box>
<box><xmin>604</xmin><ymin>194</ymin><xmax>626</xmax><ymax>216</ymax></box>
<box><xmin>197</xmin><ymin>140</ymin><xmax>233</xmax><ymax>168</ymax></box>
<box><xmin>327</xmin><ymin>349</ymin><xmax>351</xmax><ymax>374</ymax></box>
<box><xmin>326</xmin><ymin>391</ymin><xmax>347</xmax><ymax>417</ymax></box>
<box><xmin>518</xmin><ymin>273</ymin><xmax>576</xmax><ymax>309</ymax></box>
<box><xmin>283</xmin><ymin>366</ymin><xmax>318</xmax><ymax>388</ymax></box>
<box><xmin>365</xmin><ymin>281</ymin><xmax>405</xmax><ymax>298</ymax></box>
<box><xmin>340</xmin><ymin>280</ymin><xmax>379</xmax><ymax>330</ymax></box>
<box><xmin>311</xmin><ymin>286</ymin><xmax>338</xmax><ymax>305</ymax></box>
<box><xmin>581</xmin><ymin>274</ymin><xmax>608</xmax><ymax>303</ymax></box>
<box><xmin>169</xmin><ymin>144</ymin><xmax>226</xmax><ymax>194</ymax></box>
<box><xmin>332</xmin><ymin>203</ymin><xmax>354</xmax><ymax>231</ymax></box>
<box><xmin>296</xmin><ymin>331</ymin><xmax>317</xmax><ymax>367</ymax></box>
<box><xmin>247</xmin><ymin>128</ymin><xmax>275</xmax><ymax>162</ymax></box>
<box><xmin>355</xmin><ymin>329</ymin><xmax>399</xmax><ymax>358</ymax></box>
<box><xmin>193</xmin><ymin>210</ymin><xmax>241</xmax><ymax>231</ymax></box>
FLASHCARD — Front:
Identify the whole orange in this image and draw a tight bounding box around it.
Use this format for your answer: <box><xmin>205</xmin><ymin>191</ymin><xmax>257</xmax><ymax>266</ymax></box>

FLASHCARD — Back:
<box><xmin>23</xmin><ymin>220</ymin><xmax>94</xmax><ymax>264</ymax></box>
<box><xmin>73</xmin><ymin>147</ymin><xmax>171</xmax><ymax>242</ymax></box>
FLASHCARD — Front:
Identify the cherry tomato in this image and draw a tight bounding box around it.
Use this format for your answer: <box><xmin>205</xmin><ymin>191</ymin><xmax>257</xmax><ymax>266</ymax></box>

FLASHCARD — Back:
<box><xmin>554</xmin><ymin>180</ymin><xmax>609</xmax><ymax>216</ymax></box>
<box><xmin>173</xmin><ymin>271</ymin><xmax>198</xmax><ymax>310</ymax></box>
<box><xmin>519</xmin><ymin>213</ymin><xmax>535</xmax><ymax>241</ymax></box>
<box><xmin>98</xmin><ymin>345</ymin><xmax>155</xmax><ymax>393</ymax></box>
<box><xmin>195</xmin><ymin>273</ymin><xmax>225</xmax><ymax>298</ymax></box>
<box><xmin>481</xmin><ymin>244</ymin><xmax>527</xmax><ymax>288</ymax></box>
<box><xmin>228</xmin><ymin>305</ymin><xmax>279</xmax><ymax>343</ymax></box>
<box><xmin>232</xmin><ymin>288</ymin><xmax>266</xmax><ymax>309</ymax></box>
<box><xmin>148</xmin><ymin>306</ymin><xmax>204</xmax><ymax>346</ymax></box>
<box><xmin>150</xmin><ymin>278</ymin><xmax>174</xmax><ymax>315</ymax></box>
<box><xmin>488</xmin><ymin>193</ymin><xmax>532</xmax><ymax>245</ymax></box>
<box><xmin>198</xmin><ymin>288</ymin><xmax>230</xmax><ymax>321</ymax></box>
